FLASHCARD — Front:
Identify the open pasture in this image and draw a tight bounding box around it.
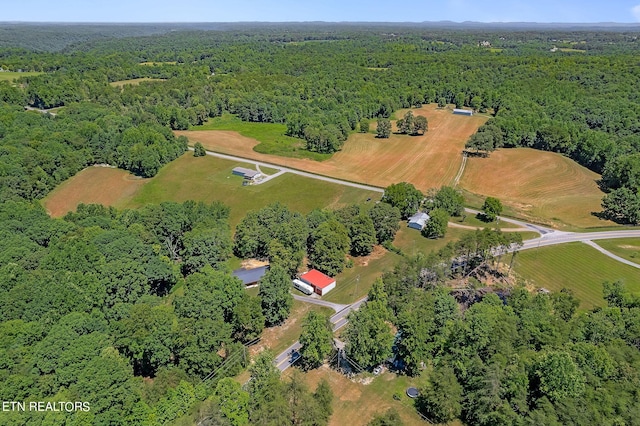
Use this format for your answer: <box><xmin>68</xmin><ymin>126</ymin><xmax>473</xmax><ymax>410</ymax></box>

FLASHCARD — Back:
<box><xmin>109</xmin><ymin>77</ymin><xmax>166</xmax><ymax>88</ymax></box>
<box><xmin>513</xmin><ymin>242</ymin><xmax>640</xmax><ymax>310</ymax></box>
<box><xmin>42</xmin><ymin>166</ymin><xmax>145</xmax><ymax>217</ymax></box>
<box><xmin>0</xmin><ymin>71</ymin><xmax>41</xmax><ymax>82</ymax></box>
<box><xmin>460</xmin><ymin>147</ymin><xmax>611</xmax><ymax>229</ymax></box>
<box><xmin>286</xmin><ymin>366</ymin><xmax>425</xmax><ymax>426</ymax></box>
<box><xmin>43</xmin><ymin>154</ymin><xmax>377</xmax><ymax>226</ymax></box>
<box><xmin>178</xmin><ymin>104</ymin><xmax>487</xmax><ymax>192</ymax></box>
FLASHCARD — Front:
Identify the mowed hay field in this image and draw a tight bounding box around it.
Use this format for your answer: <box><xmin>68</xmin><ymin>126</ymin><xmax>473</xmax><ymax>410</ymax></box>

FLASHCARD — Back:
<box><xmin>43</xmin><ymin>155</ymin><xmax>379</xmax><ymax>225</ymax></box>
<box><xmin>177</xmin><ymin>104</ymin><xmax>487</xmax><ymax>191</ymax></box>
<box><xmin>513</xmin><ymin>242</ymin><xmax>640</xmax><ymax>310</ymax></box>
<box><xmin>460</xmin><ymin>148</ymin><xmax>610</xmax><ymax>229</ymax></box>
<box><xmin>42</xmin><ymin>166</ymin><xmax>145</xmax><ymax>217</ymax></box>
<box><xmin>121</xmin><ymin>154</ymin><xmax>380</xmax><ymax>226</ymax></box>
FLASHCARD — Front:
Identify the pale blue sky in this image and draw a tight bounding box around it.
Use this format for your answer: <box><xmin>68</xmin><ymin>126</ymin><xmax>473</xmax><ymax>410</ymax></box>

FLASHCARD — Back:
<box><xmin>3</xmin><ymin>0</ymin><xmax>640</xmax><ymax>23</ymax></box>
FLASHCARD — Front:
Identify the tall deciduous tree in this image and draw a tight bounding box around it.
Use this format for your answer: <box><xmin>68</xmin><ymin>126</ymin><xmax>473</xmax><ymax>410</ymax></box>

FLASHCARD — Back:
<box><xmin>215</xmin><ymin>377</ymin><xmax>250</xmax><ymax>426</ymax></box>
<box><xmin>376</xmin><ymin>117</ymin><xmax>391</xmax><ymax>138</ymax></box>
<box><xmin>193</xmin><ymin>142</ymin><xmax>206</xmax><ymax>157</ymax></box>
<box><xmin>258</xmin><ymin>265</ymin><xmax>293</xmax><ymax>326</ymax></box>
<box><xmin>299</xmin><ymin>311</ymin><xmax>334</xmax><ymax>369</ymax></box>
<box><xmin>368</xmin><ymin>202</ymin><xmax>401</xmax><ymax>244</ymax></box>
<box><xmin>344</xmin><ymin>298</ymin><xmax>393</xmax><ymax>370</ymax></box>
<box><xmin>417</xmin><ymin>364</ymin><xmax>463</xmax><ymax>424</ymax></box>
<box><xmin>382</xmin><ymin>182</ymin><xmax>423</xmax><ymax>219</ymax></box>
<box><xmin>482</xmin><ymin>196</ymin><xmax>503</xmax><ymax>222</ymax></box>
<box><xmin>422</xmin><ymin>208</ymin><xmax>449</xmax><ymax>239</ymax></box>
<box><xmin>308</xmin><ymin>219</ymin><xmax>350</xmax><ymax>276</ymax></box>
<box><xmin>413</xmin><ymin>115</ymin><xmax>428</xmax><ymax>135</ymax></box>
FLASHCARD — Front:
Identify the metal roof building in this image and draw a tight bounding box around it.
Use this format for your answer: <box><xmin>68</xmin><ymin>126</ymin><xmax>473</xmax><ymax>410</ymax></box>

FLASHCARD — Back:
<box><xmin>232</xmin><ymin>265</ymin><xmax>269</xmax><ymax>286</ymax></box>
<box><xmin>299</xmin><ymin>269</ymin><xmax>336</xmax><ymax>296</ymax></box>
<box><xmin>408</xmin><ymin>212</ymin><xmax>430</xmax><ymax>230</ymax></box>
<box><xmin>232</xmin><ymin>167</ymin><xmax>262</xmax><ymax>180</ymax></box>
<box><xmin>453</xmin><ymin>108</ymin><xmax>474</xmax><ymax>116</ymax></box>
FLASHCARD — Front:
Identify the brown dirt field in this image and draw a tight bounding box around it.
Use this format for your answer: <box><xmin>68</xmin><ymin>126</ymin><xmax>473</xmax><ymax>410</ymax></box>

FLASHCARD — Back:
<box><xmin>177</xmin><ymin>104</ymin><xmax>487</xmax><ymax>192</ymax></box>
<box><xmin>459</xmin><ymin>148</ymin><xmax>611</xmax><ymax>229</ymax></box>
<box><xmin>42</xmin><ymin>166</ymin><xmax>145</xmax><ymax>217</ymax></box>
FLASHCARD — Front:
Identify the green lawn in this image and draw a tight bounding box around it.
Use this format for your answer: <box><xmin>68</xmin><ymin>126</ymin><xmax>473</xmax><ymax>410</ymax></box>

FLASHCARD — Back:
<box><xmin>455</xmin><ymin>213</ymin><xmax>522</xmax><ymax>229</ymax></box>
<box><xmin>193</xmin><ymin>114</ymin><xmax>330</xmax><ymax>161</ymax></box>
<box><xmin>0</xmin><ymin>71</ymin><xmax>41</xmax><ymax>82</ymax></box>
<box><xmin>595</xmin><ymin>239</ymin><xmax>640</xmax><ymax>266</ymax></box>
<box><xmin>513</xmin><ymin>242</ymin><xmax>640</xmax><ymax>310</ymax></box>
<box><xmin>323</xmin><ymin>248</ymin><xmax>403</xmax><ymax>305</ymax></box>
<box><xmin>121</xmin><ymin>153</ymin><xmax>379</xmax><ymax>227</ymax></box>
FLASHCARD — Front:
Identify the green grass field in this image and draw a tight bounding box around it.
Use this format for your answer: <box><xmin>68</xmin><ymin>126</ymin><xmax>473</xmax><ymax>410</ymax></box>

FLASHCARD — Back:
<box><xmin>121</xmin><ymin>154</ymin><xmax>379</xmax><ymax>227</ymax></box>
<box><xmin>0</xmin><ymin>71</ymin><xmax>42</xmax><ymax>82</ymax></box>
<box><xmin>109</xmin><ymin>77</ymin><xmax>166</xmax><ymax>87</ymax></box>
<box><xmin>594</xmin><ymin>239</ymin><xmax>640</xmax><ymax>266</ymax></box>
<box><xmin>193</xmin><ymin>114</ymin><xmax>330</xmax><ymax>161</ymax></box>
<box><xmin>513</xmin><ymin>242</ymin><xmax>640</xmax><ymax>309</ymax></box>
<box><xmin>324</xmin><ymin>248</ymin><xmax>403</xmax><ymax>305</ymax></box>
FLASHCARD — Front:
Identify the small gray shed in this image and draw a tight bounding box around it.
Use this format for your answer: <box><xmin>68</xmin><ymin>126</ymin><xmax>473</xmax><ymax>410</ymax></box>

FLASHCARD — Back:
<box><xmin>408</xmin><ymin>212</ymin><xmax>430</xmax><ymax>230</ymax></box>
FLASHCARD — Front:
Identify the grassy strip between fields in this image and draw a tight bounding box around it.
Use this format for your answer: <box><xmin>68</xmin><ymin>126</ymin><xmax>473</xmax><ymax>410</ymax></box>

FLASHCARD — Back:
<box><xmin>193</xmin><ymin>114</ymin><xmax>331</xmax><ymax>161</ymax></box>
<box><xmin>594</xmin><ymin>239</ymin><xmax>640</xmax><ymax>266</ymax></box>
<box><xmin>513</xmin><ymin>242</ymin><xmax>640</xmax><ymax>310</ymax></box>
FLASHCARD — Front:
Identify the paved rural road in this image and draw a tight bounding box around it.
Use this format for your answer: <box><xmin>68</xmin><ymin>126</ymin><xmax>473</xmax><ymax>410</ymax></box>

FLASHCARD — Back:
<box><xmin>274</xmin><ymin>297</ymin><xmax>368</xmax><ymax>372</ymax></box>
<box><xmin>193</xmin><ymin>147</ymin><xmax>385</xmax><ymax>193</ymax></box>
<box><xmin>515</xmin><ymin>229</ymin><xmax>640</xmax><ymax>253</ymax></box>
<box><xmin>291</xmin><ymin>294</ymin><xmax>348</xmax><ymax>312</ymax></box>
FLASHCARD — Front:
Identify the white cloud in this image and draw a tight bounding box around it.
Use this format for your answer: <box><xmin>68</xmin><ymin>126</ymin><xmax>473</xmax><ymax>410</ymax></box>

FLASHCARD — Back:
<box><xmin>633</xmin><ymin>4</ymin><xmax>640</xmax><ymax>22</ymax></box>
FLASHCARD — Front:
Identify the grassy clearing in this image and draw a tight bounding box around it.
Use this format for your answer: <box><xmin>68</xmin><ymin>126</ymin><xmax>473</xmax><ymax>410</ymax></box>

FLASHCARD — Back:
<box><xmin>121</xmin><ymin>154</ymin><xmax>379</xmax><ymax>227</ymax></box>
<box><xmin>558</xmin><ymin>48</ymin><xmax>586</xmax><ymax>53</ymax></box>
<box><xmin>193</xmin><ymin>114</ymin><xmax>329</xmax><ymax>161</ymax></box>
<box><xmin>109</xmin><ymin>78</ymin><xmax>166</xmax><ymax>87</ymax></box>
<box><xmin>285</xmin><ymin>366</ymin><xmax>425</xmax><ymax>426</ymax></box>
<box><xmin>393</xmin><ymin>225</ymin><xmax>472</xmax><ymax>258</ymax></box>
<box><xmin>324</xmin><ymin>246</ymin><xmax>402</xmax><ymax>305</ymax></box>
<box><xmin>250</xmin><ymin>301</ymin><xmax>333</xmax><ymax>356</ymax></box>
<box><xmin>595</xmin><ymin>239</ymin><xmax>640</xmax><ymax>266</ymax></box>
<box><xmin>139</xmin><ymin>61</ymin><xmax>178</xmax><ymax>65</ymax></box>
<box><xmin>0</xmin><ymin>71</ymin><xmax>41</xmax><ymax>82</ymax></box>
<box><xmin>513</xmin><ymin>242</ymin><xmax>640</xmax><ymax>310</ymax></box>
<box><xmin>460</xmin><ymin>147</ymin><xmax>614</xmax><ymax>230</ymax></box>
<box><xmin>454</xmin><ymin>213</ymin><xmax>522</xmax><ymax>229</ymax></box>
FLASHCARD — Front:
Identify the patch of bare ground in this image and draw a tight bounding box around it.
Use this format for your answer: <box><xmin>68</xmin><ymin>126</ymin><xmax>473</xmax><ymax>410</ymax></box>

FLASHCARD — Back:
<box><xmin>42</xmin><ymin>166</ymin><xmax>145</xmax><ymax>217</ymax></box>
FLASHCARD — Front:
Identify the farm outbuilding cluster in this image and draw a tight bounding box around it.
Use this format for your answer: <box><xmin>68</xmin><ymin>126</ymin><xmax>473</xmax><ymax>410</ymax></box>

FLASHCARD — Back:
<box><xmin>299</xmin><ymin>269</ymin><xmax>336</xmax><ymax>296</ymax></box>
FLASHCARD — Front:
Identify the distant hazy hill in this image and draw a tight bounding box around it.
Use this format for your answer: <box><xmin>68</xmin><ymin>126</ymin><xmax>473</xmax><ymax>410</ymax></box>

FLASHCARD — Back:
<box><xmin>1</xmin><ymin>21</ymin><xmax>639</xmax><ymax>52</ymax></box>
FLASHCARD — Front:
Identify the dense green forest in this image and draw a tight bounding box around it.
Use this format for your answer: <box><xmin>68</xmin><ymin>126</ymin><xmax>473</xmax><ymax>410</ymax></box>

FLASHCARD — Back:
<box><xmin>2</xmin><ymin>24</ymin><xmax>640</xmax><ymax>425</ymax></box>
<box><xmin>1</xmin><ymin>25</ymin><xmax>640</xmax><ymax>218</ymax></box>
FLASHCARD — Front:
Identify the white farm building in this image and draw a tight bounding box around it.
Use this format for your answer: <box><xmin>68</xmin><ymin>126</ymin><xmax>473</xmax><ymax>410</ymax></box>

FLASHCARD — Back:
<box><xmin>453</xmin><ymin>108</ymin><xmax>474</xmax><ymax>116</ymax></box>
<box><xmin>408</xmin><ymin>212</ymin><xmax>430</xmax><ymax>230</ymax></box>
